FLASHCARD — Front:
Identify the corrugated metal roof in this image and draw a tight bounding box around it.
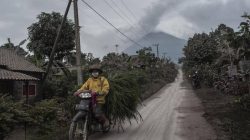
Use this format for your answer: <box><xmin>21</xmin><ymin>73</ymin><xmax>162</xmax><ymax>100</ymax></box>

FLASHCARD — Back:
<box><xmin>0</xmin><ymin>68</ymin><xmax>39</xmax><ymax>81</ymax></box>
<box><xmin>0</xmin><ymin>48</ymin><xmax>44</xmax><ymax>73</ymax></box>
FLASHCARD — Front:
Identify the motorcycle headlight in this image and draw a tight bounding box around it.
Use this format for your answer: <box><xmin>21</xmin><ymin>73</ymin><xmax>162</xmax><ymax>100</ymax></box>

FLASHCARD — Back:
<box><xmin>79</xmin><ymin>93</ymin><xmax>91</xmax><ymax>99</ymax></box>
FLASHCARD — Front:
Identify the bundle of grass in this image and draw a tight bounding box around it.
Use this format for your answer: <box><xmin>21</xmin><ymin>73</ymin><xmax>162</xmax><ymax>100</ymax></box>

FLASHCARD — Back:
<box><xmin>105</xmin><ymin>72</ymin><xmax>143</xmax><ymax>131</ymax></box>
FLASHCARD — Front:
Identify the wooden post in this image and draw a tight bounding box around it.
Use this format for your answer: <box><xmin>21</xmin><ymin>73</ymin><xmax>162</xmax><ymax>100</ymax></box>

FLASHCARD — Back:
<box><xmin>24</xmin><ymin>81</ymin><xmax>29</xmax><ymax>140</ymax></box>
<box><xmin>43</xmin><ymin>0</ymin><xmax>73</xmax><ymax>81</ymax></box>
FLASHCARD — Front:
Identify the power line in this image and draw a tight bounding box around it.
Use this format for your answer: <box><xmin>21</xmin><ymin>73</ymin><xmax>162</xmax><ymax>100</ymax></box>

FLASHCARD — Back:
<box><xmin>108</xmin><ymin>0</ymin><xmax>151</xmax><ymax>42</ymax></box>
<box><xmin>119</xmin><ymin>0</ymin><xmax>138</xmax><ymax>23</ymax></box>
<box><xmin>118</xmin><ymin>0</ymin><xmax>152</xmax><ymax>42</ymax></box>
<box><xmin>80</xmin><ymin>0</ymin><xmax>144</xmax><ymax>48</ymax></box>
<box><xmin>109</xmin><ymin>0</ymin><xmax>135</xmax><ymax>25</ymax></box>
<box><xmin>119</xmin><ymin>0</ymin><xmax>147</xmax><ymax>31</ymax></box>
<box><xmin>89</xmin><ymin>0</ymin><xmax>151</xmax><ymax>47</ymax></box>
<box><xmin>105</xmin><ymin>0</ymin><xmax>152</xmax><ymax>46</ymax></box>
<box><xmin>78</xmin><ymin>3</ymin><xmax>127</xmax><ymax>43</ymax></box>
<box><xmin>103</xmin><ymin>0</ymin><xmax>150</xmax><ymax>46</ymax></box>
<box><xmin>103</xmin><ymin>0</ymin><xmax>134</xmax><ymax>28</ymax></box>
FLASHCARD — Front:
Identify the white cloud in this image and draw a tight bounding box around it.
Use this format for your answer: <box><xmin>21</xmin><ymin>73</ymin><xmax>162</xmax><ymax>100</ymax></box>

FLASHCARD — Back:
<box><xmin>0</xmin><ymin>21</ymin><xmax>9</xmax><ymax>29</ymax></box>
<box><xmin>156</xmin><ymin>16</ymin><xmax>199</xmax><ymax>39</ymax></box>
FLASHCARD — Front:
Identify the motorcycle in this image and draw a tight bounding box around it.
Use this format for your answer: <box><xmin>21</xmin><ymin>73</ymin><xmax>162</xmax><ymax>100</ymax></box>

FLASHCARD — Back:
<box><xmin>69</xmin><ymin>91</ymin><xmax>110</xmax><ymax>140</ymax></box>
<box><xmin>191</xmin><ymin>73</ymin><xmax>201</xmax><ymax>89</ymax></box>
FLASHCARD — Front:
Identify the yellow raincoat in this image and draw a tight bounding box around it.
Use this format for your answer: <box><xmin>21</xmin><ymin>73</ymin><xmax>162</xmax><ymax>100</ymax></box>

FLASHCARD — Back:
<box><xmin>79</xmin><ymin>76</ymin><xmax>109</xmax><ymax>104</ymax></box>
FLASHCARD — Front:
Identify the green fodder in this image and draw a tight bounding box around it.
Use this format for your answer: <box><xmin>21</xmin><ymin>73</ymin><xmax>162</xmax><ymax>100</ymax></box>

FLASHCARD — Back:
<box><xmin>105</xmin><ymin>72</ymin><xmax>142</xmax><ymax>130</ymax></box>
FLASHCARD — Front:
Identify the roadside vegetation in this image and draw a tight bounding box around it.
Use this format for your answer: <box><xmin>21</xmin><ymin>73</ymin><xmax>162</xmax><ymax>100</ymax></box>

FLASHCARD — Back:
<box><xmin>0</xmin><ymin>12</ymin><xmax>178</xmax><ymax>140</ymax></box>
<box><xmin>181</xmin><ymin>13</ymin><xmax>250</xmax><ymax>140</ymax></box>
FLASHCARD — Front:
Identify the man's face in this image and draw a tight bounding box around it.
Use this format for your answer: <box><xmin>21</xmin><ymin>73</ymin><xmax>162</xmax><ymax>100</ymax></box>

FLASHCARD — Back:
<box><xmin>92</xmin><ymin>70</ymin><xmax>99</xmax><ymax>78</ymax></box>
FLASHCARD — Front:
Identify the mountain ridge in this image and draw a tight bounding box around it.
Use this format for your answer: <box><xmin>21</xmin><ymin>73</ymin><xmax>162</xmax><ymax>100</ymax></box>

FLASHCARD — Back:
<box><xmin>123</xmin><ymin>31</ymin><xmax>187</xmax><ymax>63</ymax></box>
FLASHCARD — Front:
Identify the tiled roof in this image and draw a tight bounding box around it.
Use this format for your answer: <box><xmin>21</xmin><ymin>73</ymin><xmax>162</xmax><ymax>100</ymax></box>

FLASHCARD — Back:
<box><xmin>0</xmin><ymin>68</ymin><xmax>39</xmax><ymax>81</ymax></box>
<box><xmin>0</xmin><ymin>48</ymin><xmax>44</xmax><ymax>73</ymax></box>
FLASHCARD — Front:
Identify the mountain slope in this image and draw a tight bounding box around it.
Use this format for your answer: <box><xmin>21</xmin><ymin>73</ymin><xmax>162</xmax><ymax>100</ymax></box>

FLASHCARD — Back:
<box><xmin>123</xmin><ymin>31</ymin><xmax>187</xmax><ymax>63</ymax></box>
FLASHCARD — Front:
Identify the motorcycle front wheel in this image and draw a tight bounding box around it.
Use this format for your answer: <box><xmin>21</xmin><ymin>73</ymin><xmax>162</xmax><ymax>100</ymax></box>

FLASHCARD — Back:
<box><xmin>69</xmin><ymin>115</ymin><xmax>89</xmax><ymax>140</ymax></box>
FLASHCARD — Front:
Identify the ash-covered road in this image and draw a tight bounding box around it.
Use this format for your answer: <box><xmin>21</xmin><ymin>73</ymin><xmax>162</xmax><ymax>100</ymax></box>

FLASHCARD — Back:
<box><xmin>90</xmin><ymin>70</ymin><xmax>216</xmax><ymax>140</ymax></box>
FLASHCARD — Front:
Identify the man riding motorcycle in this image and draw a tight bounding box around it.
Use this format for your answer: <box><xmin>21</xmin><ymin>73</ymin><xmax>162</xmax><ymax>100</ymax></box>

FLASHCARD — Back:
<box><xmin>74</xmin><ymin>64</ymin><xmax>110</xmax><ymax>130</ymax></box>
<box><xmin>191</xmin><ymin>71</ymin><xmax>200</xmax><ymax>89</ymax></box>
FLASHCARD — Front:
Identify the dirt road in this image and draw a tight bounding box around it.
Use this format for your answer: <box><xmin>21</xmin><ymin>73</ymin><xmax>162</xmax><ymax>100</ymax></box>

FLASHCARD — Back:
<box><xmin>90</xmin><ymin>70</ymin><xmax>217</xmax><ymax>140</ymax></box>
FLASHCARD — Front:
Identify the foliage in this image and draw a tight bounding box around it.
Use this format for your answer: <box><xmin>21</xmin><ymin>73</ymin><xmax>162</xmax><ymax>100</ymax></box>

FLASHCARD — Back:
<box><xmin>27</xmin><ymin>12</ymin><xmax>75</xmax><ymax>61</ymax></box>
<box><xmin>41</xmin><ymin>70</ymin><xmax>78</xmax><ymax>98</ymax></box>
<box><xmin>26</xmin><ymin>12</ymin><xmax>76</xmax><ymax>79</ymax></box>
<box><xmin>183</xmin><ymin>33</ymin><xmax>218</xmax><ymax>67</ymax></box>
<box><xmin>102</xmin><ymin>50</ymin><xmax>178</xmax><ymax>130</ymax></box>
<box><xmin>105</xmin><ymin>71</ymin><xmax>142</xmax><ymax>130</ymax></box>
<box><xmin>238</xmin><ymin>13</ymin><xmax>250</xmax><ymax>45</ymax></box>
<box><xmin>181</xmin><ymin>15</ymin><xmax>250</xmax><ymax>139</ymax></box>
<box><xmin>197</xmin><ymin>63</ymin><xmax>218</xmax><ymax>87</ymax></box>
<box><xmin>181</xmin><ymin>14</ymin><xmax>250</xmax><ymax>88</ymax></box>
<box><xmin>136</xmin><ymin>47</ymin><xmax>157</xmax><ymax>67</ymax></box>
<box><xmin>0</xmin><ymin>38</ymin><xmax>28</xmax><ymax>57</ymax></box>
<box><xmin>234</xmin><ymin>94</ymin><xmax>250</xmax><ymax>111</ymax></box>
<box><xmin>1</xmin><ymin>13</ymin><xmax>178</xmax><ymax>137</ymax></box>
<box><xmin>0</xmin><ymin>94</ymin><xmax>33</xmax><ymax>139</ymax></box>
<box><xmin>102</xmin><ymin>52</ymin><xmax>130</xmax><ymax>73</ymax></box>
<box><xmin>24</xmin><ymin>97</ymin><xmax>77</xmax><ymax>140</ymax></box>
<box><xmin>1</xmin><ymin>48</ymin><xmax>178</xmax><ymax>139</ymax></box>
<box><xmin>27</xmin><ymin>99</ymin><xmax>60</xmax><ymax>135</ymax></box>
<box><xmin>26</xmin><ymin>54</ymin><xmax>45</xmax><ymax>68</ymax></box>
<box><xmin>65</xmin><ymin>52</ymin><xmax>87</xmax><ymax>66</ymax></box>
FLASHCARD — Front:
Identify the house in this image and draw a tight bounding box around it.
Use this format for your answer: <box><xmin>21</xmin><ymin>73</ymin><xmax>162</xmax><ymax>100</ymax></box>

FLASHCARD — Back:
<box><xmin>0</xmin><ymin>48</ymin><xmax>44</xmax><ymax>100</ymax></box>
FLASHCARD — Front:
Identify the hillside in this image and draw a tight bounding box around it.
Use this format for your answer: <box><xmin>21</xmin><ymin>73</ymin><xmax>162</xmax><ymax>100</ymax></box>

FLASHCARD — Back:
<box><xmin>123</xmin><ymin>31</ymin><xmax>187</xmax><ymax>63</ymax></box>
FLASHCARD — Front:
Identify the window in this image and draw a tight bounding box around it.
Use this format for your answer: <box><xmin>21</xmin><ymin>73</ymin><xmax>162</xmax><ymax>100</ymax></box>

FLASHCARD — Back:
<box><xmin>23</xmin><ymin>84</ymin><xmax>36</xmax><ymax>96</ymax></box>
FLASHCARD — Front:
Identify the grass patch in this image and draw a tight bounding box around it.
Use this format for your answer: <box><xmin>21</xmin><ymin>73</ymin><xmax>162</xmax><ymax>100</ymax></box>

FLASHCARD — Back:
<box><xmin>194</xmin><ymin>87</ymin><xmax>250</xmax><ymax>140</ymax></box>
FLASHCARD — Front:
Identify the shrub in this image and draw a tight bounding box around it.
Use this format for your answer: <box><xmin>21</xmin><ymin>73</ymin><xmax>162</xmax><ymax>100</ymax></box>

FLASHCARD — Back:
<box><xmin>0</xmin><ymin>94</ymin><xmax>33</xmax><ymax>139</ymax></box>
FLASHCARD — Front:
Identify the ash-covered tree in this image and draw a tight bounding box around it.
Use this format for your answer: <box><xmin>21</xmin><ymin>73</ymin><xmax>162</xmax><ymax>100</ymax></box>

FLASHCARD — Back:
<box><xmin>210</xmin><ymin>24</ymin><xmax>237</xmax><ymax>65</ymax></box>
<box><xmin>27</xmin><ymin>12</ymin><xmax>75</xmax><ymax>61</ymax></box>
<box><xmin>183</xmin><ymin>33</ymin><xmax>218</xmax><ymax>66</ymax></box>
<box><xmin>102</xmin><ymin>52</ymin><xmax>130</xmax><ymax>73</ymax></box>
<box><xmin>236</xmin><ymin>13</ymin><xmax>250</xmax><ymax>60</ymax></box>
<box><xmin>239</xmin><ymin>13</ymin><xmax>250</xmax><ymax>44</ymax></box>
<box><xmin>136</xmin><ymin>47</ymin><xmax>157</xmax><ymax>67</ymax></box>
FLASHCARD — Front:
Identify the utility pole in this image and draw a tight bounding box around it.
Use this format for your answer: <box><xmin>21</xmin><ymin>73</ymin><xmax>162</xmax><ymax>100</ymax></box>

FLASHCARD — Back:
<box><xmin>73</xmin><ymin>0</ymin><xmax>83</xmax><ymax>85</ymax></box>
<box><xmin>163</xmin><ymin>52</ymin><xmax>167</xmax><ymax>59</ymax></box>
<box><xmin>153</xmin><ymin>43</ymin><xmax>159</xmax><ymax>58</ymax></box>
<box><xmin>43</xmin><ymin>0</ymin><xmax>73</xmax><ymax>81</ymax></box>
<box><xmin>115</xmin><ymin>44</ymin><xmax>119</xmax><ymax>54</ymax></box>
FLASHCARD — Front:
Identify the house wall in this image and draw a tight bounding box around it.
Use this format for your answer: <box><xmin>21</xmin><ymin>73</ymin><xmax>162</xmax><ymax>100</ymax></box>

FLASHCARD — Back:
<box><xmin>0</xmin><ymin>80</ymin><xmax>13</xmax><ymax>94</ymax></box>
<box><xmin>13</xmin><ymin>81</ymin><xmax>38</xmax><ymax>101</ymax></box>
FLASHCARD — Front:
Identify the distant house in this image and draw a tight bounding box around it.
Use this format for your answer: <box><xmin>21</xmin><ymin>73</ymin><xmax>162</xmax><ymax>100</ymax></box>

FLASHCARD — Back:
<box><xmin>0</xmin><ymin>48</ymin><xmax>44</xmax><ymax>100</ymax></box>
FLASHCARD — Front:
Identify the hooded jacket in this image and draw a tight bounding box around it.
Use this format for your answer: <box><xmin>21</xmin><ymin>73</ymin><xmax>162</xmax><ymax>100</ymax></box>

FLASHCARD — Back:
<box><xmin>79</xmin><ymin>76</ymin><xmax>109</xmax><ymax>104</ymax></box>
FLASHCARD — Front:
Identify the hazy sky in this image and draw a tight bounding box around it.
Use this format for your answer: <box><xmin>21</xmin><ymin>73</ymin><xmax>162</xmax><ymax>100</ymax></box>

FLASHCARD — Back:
<box><xmin>0</xmin><ymin>0</ymin><xmax>249</xmax><ymax>57</ymax></box>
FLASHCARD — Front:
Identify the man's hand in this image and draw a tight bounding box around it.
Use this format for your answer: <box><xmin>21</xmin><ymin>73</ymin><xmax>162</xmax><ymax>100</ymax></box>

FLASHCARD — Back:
<box><xmin>74</xmin><ymin>90</ymin><xmax>82</xmax><ymax>96</ymax></box>
<box><xmin>91</xmin><ymin>91</ymin><xmax>103</xmax><ymax>96</ymax></box>
<box><xmin>91</xmin><ymin>91</ymin><xmax>97</xmax><ymax>96</ymax></box>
